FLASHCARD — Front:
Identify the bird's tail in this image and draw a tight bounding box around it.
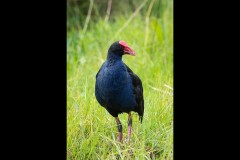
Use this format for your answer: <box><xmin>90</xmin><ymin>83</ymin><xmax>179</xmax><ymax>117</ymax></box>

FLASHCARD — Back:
<box><xmin>139</xmin><ymin>115</ymin><xmax>143</xmax><ymax>123</ymax></box>
<box><xmin>138</xmin><ymin>98</ymin><xmax>144</xmax><ymax>123</ymax></box>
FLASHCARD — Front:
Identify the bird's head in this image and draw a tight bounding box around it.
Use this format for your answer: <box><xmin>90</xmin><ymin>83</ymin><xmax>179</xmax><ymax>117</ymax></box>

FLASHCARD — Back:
<box><xmin>108</xmin><ymin>40</ymin><xmax>136</xmax><ymax>57</ymax></box>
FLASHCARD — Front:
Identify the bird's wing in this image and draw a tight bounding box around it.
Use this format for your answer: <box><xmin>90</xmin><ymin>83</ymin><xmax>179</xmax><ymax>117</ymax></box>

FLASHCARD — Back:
<box><xmin>124</xmin><ymin>64</ymin><xmax>144</xmax><ymax>123</ymax></box>
<box><xmin>96</xmin><ymin>67</ymin><xmax>101</xmax><ymax>79</ymax></box>
<box><xmin>95</xmin><ymin>63</ymin><xmax>107</xmax><ymax>107</ymax></box>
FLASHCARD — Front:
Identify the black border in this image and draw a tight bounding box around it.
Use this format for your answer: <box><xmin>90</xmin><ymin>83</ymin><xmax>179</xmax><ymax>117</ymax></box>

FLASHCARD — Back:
<box><xmin>2</xmin><ymin>0</ymin><xmax>66</xmax><ymax>159</ymax></box>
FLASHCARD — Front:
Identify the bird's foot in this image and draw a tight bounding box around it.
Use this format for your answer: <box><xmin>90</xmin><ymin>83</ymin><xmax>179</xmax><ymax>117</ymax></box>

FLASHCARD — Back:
<box><xmin>117</xmin><ymin>132</ymin><xmax>123</xmax><ymax>143</ymax></box>
<box><xmin>126</xmin><ymin>138</ymin><xmax>130</xmax><ymax>144</ymax></box>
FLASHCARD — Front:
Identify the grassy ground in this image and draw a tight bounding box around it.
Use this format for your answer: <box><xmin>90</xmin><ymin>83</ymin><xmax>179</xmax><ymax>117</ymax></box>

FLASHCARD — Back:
<box><xmin>67</xmin><ymin>2</ymin><xmax>173</xmax><ymax>159</ymax></box>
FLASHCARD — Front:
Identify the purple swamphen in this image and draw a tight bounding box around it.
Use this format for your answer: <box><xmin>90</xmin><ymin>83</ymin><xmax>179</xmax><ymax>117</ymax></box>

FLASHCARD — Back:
<box><xmin>95</xmin><ymin>40</ymin><xmax>144</xmax><ymax>143</ymax></box>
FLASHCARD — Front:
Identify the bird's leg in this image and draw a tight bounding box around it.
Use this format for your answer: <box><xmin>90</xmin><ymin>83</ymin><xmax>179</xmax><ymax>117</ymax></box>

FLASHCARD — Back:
<box><xmin>115</xmin><ymin>117</ymin><xmax>122</xmax><ymax>143</ymax></box>
<box><xmin>127</xmin><ymin>112</ymin><xmax>132</xmax><ymax>144</ymax></box>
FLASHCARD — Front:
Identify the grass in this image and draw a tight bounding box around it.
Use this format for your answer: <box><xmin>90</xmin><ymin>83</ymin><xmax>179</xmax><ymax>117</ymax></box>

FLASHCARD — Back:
<box><xmin>67</xmin><ymin>1</ymin><xmax>173</xmax><ymax>159</ymax></box>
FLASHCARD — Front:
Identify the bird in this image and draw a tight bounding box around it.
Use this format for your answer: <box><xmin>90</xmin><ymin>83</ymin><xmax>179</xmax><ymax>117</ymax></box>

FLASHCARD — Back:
<box><xmin>95</xmin><ymin>40</ymin><xmax>144</xmax><ymax>143</ymax></box>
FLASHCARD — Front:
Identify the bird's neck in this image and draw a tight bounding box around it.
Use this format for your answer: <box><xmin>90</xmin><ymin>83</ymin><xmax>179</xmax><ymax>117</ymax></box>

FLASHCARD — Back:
<box><xmin>107</xmin><ymin>52</ymin><xmax>122</xmax><ymax>64</ymax></box>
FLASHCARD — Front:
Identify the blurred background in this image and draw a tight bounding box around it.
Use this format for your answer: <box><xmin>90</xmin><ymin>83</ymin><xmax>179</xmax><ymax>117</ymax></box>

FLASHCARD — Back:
<box><xmin>67</xmin><ymin>0</ymin><xmax>173</xmax><ymax>68</ymax></box>
<box><xmin>67</xmin><ymin>0</ymin><xmax>173</xmax><ymax>159</ymax></box>
<box><xmin>67</xmin><ymin>0</ymin><xmax>172</xmax><ymax>30</ymax></box>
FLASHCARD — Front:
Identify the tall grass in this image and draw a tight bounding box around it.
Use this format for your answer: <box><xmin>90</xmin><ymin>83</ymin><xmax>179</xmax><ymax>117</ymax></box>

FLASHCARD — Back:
<box><xmin>67</xmin><ymin>0</ymin><xmax>173</xmax><ymax>159</ymax></box>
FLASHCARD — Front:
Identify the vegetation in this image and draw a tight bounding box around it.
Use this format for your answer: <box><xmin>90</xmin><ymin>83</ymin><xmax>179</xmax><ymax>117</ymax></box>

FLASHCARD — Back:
<box><xmin>67</xmin><ymin>0</ymin><xmax>173</xmax><ymax>159</ymax></box>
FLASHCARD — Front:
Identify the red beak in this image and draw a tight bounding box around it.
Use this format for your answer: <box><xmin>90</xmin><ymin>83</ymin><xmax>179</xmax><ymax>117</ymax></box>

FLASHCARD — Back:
<box><xmin>119</xmin><ymin>40</ymin><xmax>136</xmax><ymax>56</ymax></box>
